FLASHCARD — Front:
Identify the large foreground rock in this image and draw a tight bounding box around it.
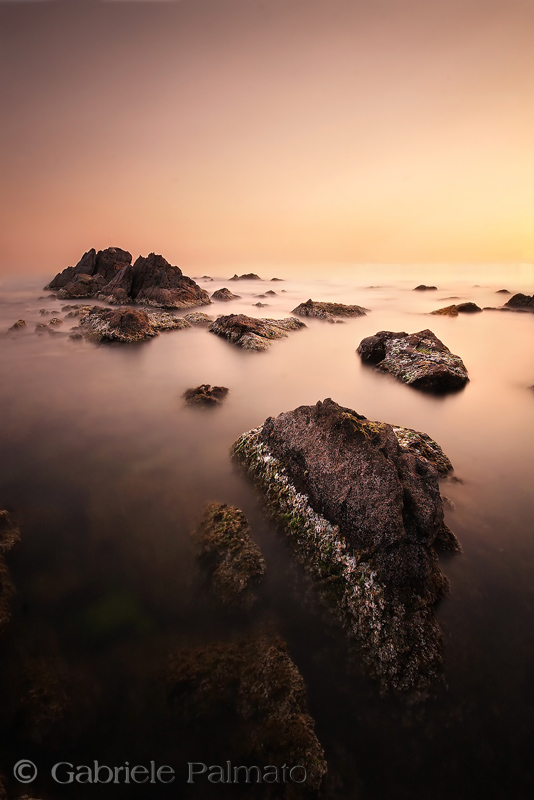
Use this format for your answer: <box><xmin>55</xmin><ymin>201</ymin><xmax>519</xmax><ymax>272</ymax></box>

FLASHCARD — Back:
<box><xmin>292</xmin><ymin>299</ymin><xmax>368</xmax><ymax>321</ymax></box>
<box><xmin>209</xmin><ymin>314</ymin><xmax>306</xmax><ymax>351</ymax></box>
<box><xmin>45</xmin><ymin>248</ymin><xmax>211</xmax><ymax>309</ymax></box>
<box><xmin>357</xmin><ymin>329</ymin><xmax>469</xmax><ymax>392</ymax></box>
<box><xmin>76</xmin><ymin>306</ymin><xmax>190</xmax><ymax>343</ymax></box>
<box><xmin>168</xmin><ymin>633</ymin><xmax>327</xmax><ymax>796</ymax></box>
<box><xmin>232</xmin><ymin>399</ymin><xmax>460</xmax><ymax>693</ymax></box>
<box><xmin>193</xmin><ymin>503</ymin><xmax>266</xmax><ymax>607</ymax></box>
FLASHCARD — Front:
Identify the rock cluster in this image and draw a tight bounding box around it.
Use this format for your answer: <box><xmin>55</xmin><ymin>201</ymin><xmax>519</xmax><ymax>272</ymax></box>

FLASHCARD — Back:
<box><xmin>209</xmin><ymin>314</ymin><xmax>306</xmax><ymax>351</ymax></box>
<box><xmin>193</xmin><ymin>503</ymin><xmax>265</xmax><ymax>607</ymax></box>
<box><xmin>430</xmin><ymin>302</ymin><xmax>482</xmax><ymax>317</ymax></box>
<box><xmin>292</xmin><ymin>299</ymin><xmax>368</xmax><ymax>322</ymax></box>
<box><xmin>232</xmin><ymin>399</ymin><xmax>460</xmax><ymax>693</ymax></box>
<box><xmin>45</xmin><ymin>248</ymin><xmax>211</xmax><ymax>309</ymax></box>
<box><xmin>357</xmin><ymin>329</ymin><xmax>469</xmax><ymax>393</ymax></box>
<box><xmin>183</xmin><ymin>385</ymin><xmax>229</xmax><ymax>407</ymax></box>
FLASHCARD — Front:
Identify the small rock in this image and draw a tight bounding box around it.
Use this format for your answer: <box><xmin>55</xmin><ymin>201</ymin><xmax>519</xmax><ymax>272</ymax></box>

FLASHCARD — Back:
<box><xmin>252</xmin><ymin>302</ymin><xmax>268</xmax><ymax>307</ymax></box>
<box><xmin>229</xmin><ymin>272</ymin><xmax>262</xmax><ymax>281</ymax></box>
<box><xmin>414</xmin><ymin>284</ymin><xmax>438</xmax><ymax>291</ymax></box>
<box><xmin>8</xmin><ymin>319</ymin><xmax>26</xmax><ymax>331</ymax></box>
<box><xmin>183</xmin><ymin>385</ymin><xmax>229</xmax><ymax>406</ymax></box>
<box><xmin>209</xmin><ymin>313</ymin><xmax>305</xmax><ymax>351</ymax></box>
<box><xmin>48</xmin><ymin>317</ymin><xmax>63</xmax><ymax>325</ymax></box>
<box><xmin>265</xmin><ymin>290</ymin><xmax>277</xmax><ymax>295</ymax></box>
<box><xmin>496</xmin><ymin>288</ymin><xmax>510</xmax><ymax>294</ymax></box>
<box><xmin>211</xmin><ymin>287</ymin><xmax>240</xmax><ymax>301</ymax></box>
<box><xmin>430</xmin><ymin>302</ymin><xmax>482</xmax><ymax>317</ymax></box>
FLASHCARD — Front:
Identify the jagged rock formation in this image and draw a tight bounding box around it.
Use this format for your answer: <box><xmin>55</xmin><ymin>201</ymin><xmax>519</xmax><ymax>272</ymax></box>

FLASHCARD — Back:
<box><xmin>209</xmin><ymin>314</ymin><xmax>306</xmax><ymax>351</ymax></box>
<box><xmin>292</xmin><ymin>299</ymin><xmax>368</xmax><ymax>322</ymax></box>
<box><xmin>229</xmin><ymin>273</ymin><xmax>261</xmax><ymax>281</ymax></box>
<box><xmin>45</xmin><ymin>248</ymin><xmax>210</xmax><ymax>309</ymax></box>
<box><xmin>357</xmin><ymin>329</ymin><xmax>469</xmax><ymax>393</ymax></box>
<box><xmin>232</xmin><ymin>399</ymin><xmax>460</xmax><ymax>693</ymax></box>
<box><xmin>183</xmin><ymin>385</ymin><xmax>229</xmax><ymax>407</ymax></box>
<box><xmin>430</xmin><ymin>302</ymin><xmax>482</xmax><ymax>317</ymax></box>
<box><xmin>193</xmin><ymin>503</ymin><xmax>265</xmax><ymax>607</ymax></box>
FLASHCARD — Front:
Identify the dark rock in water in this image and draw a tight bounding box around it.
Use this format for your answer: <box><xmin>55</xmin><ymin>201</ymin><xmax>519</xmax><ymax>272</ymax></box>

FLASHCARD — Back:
<box><xmin>271</xmin><ymin>277</ymin><xmax>284</xmax><ymax>281</ymax></box>
<box><xmin>357</xmin><ymin>329</ymin><xmax>469</xmax><ymax>392</ymax></box>
<box><xmin>77</xmin><ymin>306</ymin><xmax>190</xmax><ymax>343</ymax></box>
<box><xmin>45</xmin><ymin>247</ymin><xmax>211</xmax><ymax>309</ymax></box>
<box><xmin>193</xmin><ymin>502</ymin><xmax>265</xmax><ymax>607</ymax></box>
<box><xmin>8</xmin><ymin>319</ymin><xmax>26</xmax><ymax>331</ymax></box>
<box><xmin>496</xmin><ymin>288</ymin><xmax>511</xmax><ymax>294</ymax></box>
<box><xmin>252</xmin><ymin>302</ymin><xmax>268</xmax><ymax>308</ymax></box>
<box><xmin>292</xmin><ymin>299</ymin><xmax>368</xmax><ymax>321</ymax></box>
<box><xmin>48</xmin><ymin>317</ymin><xmax>63</xmax><ymax>325</ymax></box>
<box><xmin>0</xmin><ymin>511</ymin><xmax>20</xmax><ymax>633</ymax></box>
<box><xmin>209</xmin><ymin>313</ymin><xmax>305</xmax><ymax>351</ymax></box>
<box><xmin>229</xmin><ymin>272</ymin><xmax>261</xmax><ymax>281</ymax></box>
<box><xmin>265</xmin><ymin>290</ymin><xmax>277</xmax><ymax>295</ymax></box>
<box><xmin>503</xmin><ymin>293</ymin><xmax>534</xmax><ymax>312</ymax></box>
<box><xmin>182</xmin><ymin>312</ymin><xmax>213</xmax><ymax>327</ymax></box>
<box><xmin>413</xmin><ymin>284</ymin><xmax>438</xmax><ymax>291</ymax></box>
<box><xmin>430</xmin><ymin>302</ymin><xmax>482</xmax><ymax>317</ymax></box>
<box><xmin>211</xmin><ymin>287</ymin><xmax>240</xmax><ymax>301</ymax></box>
<box><xmin>232</xmin><ymin>399</ymin><xmax>460</xmax><ymax>693</ymax></box>
<box><xmin>183</xmin><ymin>385</ymin><xmax>229</xmax><ymax>406</ymax></box>
<box><xmin>167</xmin><ymin>633</ymin><xmax>327</xmax><ymax>793</ymax></box>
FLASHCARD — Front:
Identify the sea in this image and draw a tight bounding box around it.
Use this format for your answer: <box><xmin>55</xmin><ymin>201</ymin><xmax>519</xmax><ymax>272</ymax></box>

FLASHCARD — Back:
<box><xmin>0</xmin><ymin>262</ymin><xmax>533</xmax><ymax>799</ymax></box>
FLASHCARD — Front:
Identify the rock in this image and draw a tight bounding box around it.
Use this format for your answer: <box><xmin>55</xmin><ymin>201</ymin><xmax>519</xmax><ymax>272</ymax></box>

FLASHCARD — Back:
<box><xmin>232</xmin><ymin>399</ymin><xmax>460</xmax><ymax>693</ymax></box>
<box><xmin>48</xmin><ymin>317</ymin><xmax>63</xmax><ymax>325</ymax></box>
<box><xmin>265</xmin><ymin>290</ymin><xmax>277</xmax><ymax>295</ymax></box>
<box><xmin>496</xmin><ymin>288</ymin><xmax>511</xmax><ymax>294</ymax></box>
<box><xmin>39</xmin><ymin>308</ymin><xmax>60</xmax><ymax>315</ymax></box>
<box><xmin>357</xmin><ymin>329</ymin><xmax>469</xmax><ymax>393</ymax></box>
<box><xmin>0</xmin><ymin>511</ymin><xmax>20</xmax><ymax>633</ymax></box>
<box><xmin>271</xmin><ymin>277</ymin><xmax>284</xmax><ymax>281</ymax></box>
<box><xmin>211</xmin><ymin>287</ymin><xmax>241</xmax><ymax>301</ymax></box>
<box><xmin>413</xmin><ymin>285</ymin><xmax>438</xmax><ymax>291</ymax></box>
<box><xmin>430</xmin><ymin>302</ymin><xmax>482</xmax><ymax>317</ymax></box>
<box><xmin>503</xmin><ymin>293</ymin><xmax>534</xmax><ymax>312</ymax></box>
<box><xmin>8</xmin><ymin>319</ymin><xmax>26</xmax><ymax>331</ymax></box>
<box><xmin>183</xmin><ymin>385</ymin><xmax>229</xmax><ymax>406</ymax></box>
<box><xmin>45</xmin><ymin>247</ymin><xmax>211</xmax><ymax>309</ymax></box>
<box><xmin>391</xmin><ymin>425</ymin><xmax>453</xmax><ymax>476</ymax></box>
<box><xmin>78</xmin><ymin>306</ymin><xmax>190</xmax><ymax>343</ymax></box>
<box><xmin>209</xmin><ymin>314</ymin><xmax>306</xmax><ymax>351</ymax></box>
<box><xmin>292</xmin><ymin>299</ymin><xmax>368</xmax><ymax>321</ymax></box>
<box><xmin>229</xmin><ymin>273</ymin><xmax>262</xmax><ymax>281</ymax></box>
<box><xmin>193</xmin><ymin>502</ymin><xmax>266</xmax><ymax>607</ymax></box>
<box><xmin>167</xmin><ymin>633</ymin><xmax>327</xmax><ymax>793</ymax></box>
<box><xmin>252</xmin><ymin>302</ymin><xmax>268</xmax><ymax>308</ymax></box>
<box><xmin>182</xmin><ymin>312</ymin><xmax>213</xmax><ymax>327</ymax></box>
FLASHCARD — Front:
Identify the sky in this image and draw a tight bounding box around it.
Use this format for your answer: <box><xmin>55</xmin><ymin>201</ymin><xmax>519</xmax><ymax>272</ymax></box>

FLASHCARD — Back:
<box><xmin>1</xmin><ymin>0</ymin><xmax>534</xmax><ymax>276</ymax></box>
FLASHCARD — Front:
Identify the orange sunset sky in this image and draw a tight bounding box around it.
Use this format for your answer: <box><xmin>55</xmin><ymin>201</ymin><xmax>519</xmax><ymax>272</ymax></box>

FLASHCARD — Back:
<box><xmin>1</xmin><ymin>0</ymin><xmax>534</xmax><ymax>277</ymax></box>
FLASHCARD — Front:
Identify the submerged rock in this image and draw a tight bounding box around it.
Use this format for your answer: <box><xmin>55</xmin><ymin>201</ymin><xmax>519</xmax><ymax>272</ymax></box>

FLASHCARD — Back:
<box><xmin>45</xmin><ymin>248</ymin><xmax>210</xmax><ymax>309</ymax></box>
<box><xmin>496</xmin><ymin>288</ymin><xmax>510</xmax><ymax>294</ymax></box>
<box><xmin>193</xmin><ymin>502</ymin><xmax>266</xmax><ymax>607</ymax></box>
<box><xmin>211</xmin><ymin>287</ymin><xmax>240</xmax><ymax>301</ymax></box>
<box><xmin>167</xmin><ymin>633</ymin><xmax>327</xmax><ymax>794</ymax></box>
<box><xmin>183</xmin><ymin>385</ymin><xmax>229</xmax><ymax>406</ymax></box>
<box><xmin>209</xmin><ymin>314</ymin><xmax>306</xmax><ymax>351</ymax></box>
<box><xmin>357</xmin><ymin>329</ymin><xmax>469</xmax><ymax>393</ymax></box>
<box><xmin>292</xmin><ymin>299</ymin><xmax>368</xmax><ymax>322</ymax></box>
<box><xmin>232</xmin><ymin>399</ymin><xmax>460</xmax><ymax>693</ymax></box>
<box><xmin>77</xmin><ymin>306</ymin><xmax>190</xmax><ymax>343</ymax></box>
<box><xmin>413</xmin><ymin>285</ymin><xmax>438</xmax><ymax>291</ymax></box>
<box><xmin>430</xmin><ymin>302</ymin><xmax>482</xmax><ymax>317</ymax></box>
<box><xmin>503</xmin><ymin>293</ymin><xmax>534</xmax><ymax>312</ymax></box>
<box><xmin>8</xmin><ymin>319</ymin><xmax>26</xmax><ymax>331</ymax></box>
<box><xmin>0</xmin><ymin>511</ymin><xmax>20</xmax><ymax>632</ymax></box>
<box><xmin>229</xmin><ymin>272</ymin><xmax>261</xmax><ymax>281</ymax></box>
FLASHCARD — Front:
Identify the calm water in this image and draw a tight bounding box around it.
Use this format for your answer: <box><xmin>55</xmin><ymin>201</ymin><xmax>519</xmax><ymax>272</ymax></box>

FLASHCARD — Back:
<box><xmin>0</xmin><ymin>265</ymin><xmax>533</xmax><ymax>799</ymax></box>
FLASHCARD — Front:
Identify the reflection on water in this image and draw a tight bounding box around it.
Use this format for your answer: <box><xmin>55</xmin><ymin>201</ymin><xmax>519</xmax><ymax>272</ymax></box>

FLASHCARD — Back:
<box><xmin>0</xmin><ymin>265</ymin><xmax>533</xmax><ymax>798</ymax></box>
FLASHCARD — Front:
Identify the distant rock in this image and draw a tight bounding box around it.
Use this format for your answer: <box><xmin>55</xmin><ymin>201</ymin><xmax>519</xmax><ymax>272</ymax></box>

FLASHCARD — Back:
<box><xmin>8</xmin><ymin>319</ymin><xmax>26</xmax><ymax>331</ymax></box>
<box><xmin>183</xmin><ymin>385</ymin><xmax>229</xmax><ymax>406</ymax></box>
<box><xmin>292</xmin><ymin>299</ymin><xmax>368</xmax><ymax>321</ymax></box>
<box><xmin>252</xmin><ymin>302</ymin><xmax>268</xmax><ymax>308</ymax></box>
<box><xmin>45</xmin><ymin>248</ymin><xmax>211</xmax><ymax>309</ymax></box>
<box><xmin>209</xmin><ymin>313</ymin><xmax>305</xmax><ymax>351</ymax></box>
<box><xmin>232</xmin><ymin>399</ymin><xmax>460</xmax><ymax>693</ymax></box>
<box><xmin>229</xmin><ymin>273</ymin><xmax>261</xmax><ymax>281</ymax></box>
<box><xmin>430</xmin><ymin>302</ymin><xmax>482</xmax><ymax>317</ymax></box>
<box><xmin>357</xmin><ymin>329</ymin><xmax>469</xmax><ymax>393</ymax></box>
<box><xmin>193</xmin><ymin>502</ymin><xmax>265</xmax><ymax>607</ymax></box>
<box><xmin>77</xmin><ymin>306</ymin><xmax>190</xmax><ymax>343</ymax></box>
<box><xmin>270</xmin><ymin>277</ymin><xmax>284</xmax><ymax>281</ymax></box>
<box><xmin>414</xmin><ymin>284</ymin><xmax>438</xmax><ymax>291</ymax></box>
<box><xmin>496</xmin><ymin>288</ymin><xmax>510</xmax><ymax>294</ymax></box>
<box><xmin>503</xmin><ymin>293</ymin><xmax>534</xmax><ymax>312</ymax></box>
<box><xmin>167</xmin><ymin>633</ymin><xmax>327</xmax><ymax>792</ymax></box>
<box><xmin>265</xmin><ymin>290</ymin><xmax>277</xmax><ymax>296</ymax></box>
<box><xmin>211</xmin><ymin>287</ymin><xmax>240</xmax><ymax>301</ymax></box>
<box><xmin>183</xmin><ymin>312</ymin><xmax>213</xmax><ymax>327</ymax></box>
<box><xmin>48</xmin><ymin>317</ymin><xmax>63</xmax><ymax>325</ymax></box>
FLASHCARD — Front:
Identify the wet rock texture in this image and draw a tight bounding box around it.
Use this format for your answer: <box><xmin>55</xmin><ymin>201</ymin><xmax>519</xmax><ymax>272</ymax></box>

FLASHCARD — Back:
<box><xmin>211</xmin><ymin>288</ymin><xmax>241</xmax><ymax>301</ymax></box>
<box><xmin>184</xmin><ymin>385</ymin><xmax>229</xmax><ymax>407</ymax></box>
<box><xmin>430</xmin><ymin>302</ymin><xmax>482</xmax><ymax>317</ymax></box>
<box><xmin>193</xmin><ymin>503</ymin><xmax>266</xmax><ymax>607</ymax></box>
<box><xmin>503</xmin><ymin>293</ymin><xmax>534</xmax><ymax>311</ymax></box>
<box><xmin>357</xmin><ymin>329</ymin><xmax>469</xmax><ymax>393</ymax></box>
<box><xmin>232</xmin><ymin>399</ymin><xmax>460</xmax><ymax>693</ymax></box>
<box><xmin>0</xmin><ymin>511</ymin><xmax>20</xmax><ymax>632</ymax></box>
<box><xmin>292</xmin><ymin>299</ymin><xmax>368</xmax><ymax>322</ymax></box>
<box><xmin>76</xmin><ymin>306</ymin><xmax>190</xmax><ymax>343</ymax></box>
<box><xmin>45</xmin><ymin>248</ymin><xmax>211</xmax><ymax>309</ymax></box>
<box><xmin>209</xmin><ymin>314</ymin><xmax>306</xmax><ymax>351</ymax></box>
<box><xmin>167</xmin><ymin>633</ymin><xmax>327</xmax><ymax>796</ymax></box>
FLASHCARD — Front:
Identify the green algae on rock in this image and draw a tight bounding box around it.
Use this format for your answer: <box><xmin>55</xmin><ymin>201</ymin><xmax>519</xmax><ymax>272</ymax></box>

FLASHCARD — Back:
<box><xmin>167</xmin><ymin>633</ymin><xmax>327</xmax><ymax>795</ymax></box>
<box><xmin>357</xmin><ymin>329</ymin><xmax>469</xmax><ymax>393</ymax></box>
<box><xmin>209</xmin><ymin>313</ymin><xmax>306</xmax><ymax>351</ymax></box>
<box><xmin>193</xmin><ymin>503</ymin><xmax>266</xmax><ymax>608</ymax></box>
<box><xmin>231</xmin><ymin>400</ymin><xmax>460</xmax><ymax>694</ymax></box>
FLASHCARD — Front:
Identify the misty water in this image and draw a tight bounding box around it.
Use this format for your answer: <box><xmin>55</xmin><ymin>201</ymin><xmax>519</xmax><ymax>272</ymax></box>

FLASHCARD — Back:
<box><xmin>0</xmin><ymin>265</ymin><xmax>533</xmax><ymax>799</ymax></box>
